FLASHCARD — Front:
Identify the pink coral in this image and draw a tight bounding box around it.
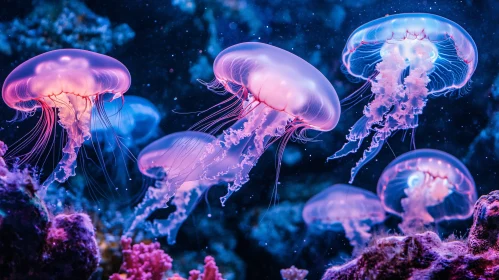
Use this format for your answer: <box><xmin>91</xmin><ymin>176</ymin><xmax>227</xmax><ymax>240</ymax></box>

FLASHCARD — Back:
<box><xmin>110</xmin><ymin>237</ymin><xmax>173</xmax><ymax>280</ymax></box>
<box><xmin>281</xmin><ymin>265</ymin><xmax>309</xmax><ymax>280</ymax></box>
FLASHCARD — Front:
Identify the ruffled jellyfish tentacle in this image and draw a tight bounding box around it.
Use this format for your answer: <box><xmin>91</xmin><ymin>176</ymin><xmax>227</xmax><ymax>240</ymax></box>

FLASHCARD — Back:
<box><xmin>41</xmin><ymin>95</ymin><xmax>92</xmax><ymax>192</ymax></box>
<box><xmin>147</xmin><ymin>181</ymin><xmax>208</xmax><ymax>245</ymax></box>
<box><xmin>343</xmin><ymin>219</ymin><xmax>372</xmax><ymax>255</ymax></box>
<box><xmin>199</xmin><ymin>99</ymin><xmax>292</xmax><ymax>206</ymax></box>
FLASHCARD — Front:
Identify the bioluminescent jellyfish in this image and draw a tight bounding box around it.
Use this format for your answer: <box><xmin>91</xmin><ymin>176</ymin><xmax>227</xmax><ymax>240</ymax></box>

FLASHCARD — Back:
<box><xmin>2</xmin><ymin>49</ymin><xmax>130</xmax><ymax>191</ymax></box>
<box><xmin>328</xmin><ymin>13</ymin><xmax>478</xmax><ymax>183</ymax></box>
<box><xmin>89</xmin><ymin>94</ymin><xmax>161</xmax><ymax>151</ymax></box>
<box><xmin>377</xmin><ymin>149</ymin><xmax>477</xmax><ymax>234</ymax></box>
<box><xmin>126</xmin><ymin>131</ymin><xmax>232</xmax><ymax>242</ymax></box>
<box><xmin>194</xmin><ymin>42</ymin><xmax>341</xmax><ymax>205</ymax></box>
<box><xmin>302</xmin><ymin>184</ymin><xmax>386</xmax><ymax>254</ymax></box>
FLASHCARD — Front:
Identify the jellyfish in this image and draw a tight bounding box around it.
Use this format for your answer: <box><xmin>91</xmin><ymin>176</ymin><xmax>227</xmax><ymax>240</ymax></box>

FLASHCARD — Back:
<box><xmin>126</xmin><ymin>131</ymin><xmax>233</xmax><ymax>243</ymax></box>
<box><xmin>1</xmin><ymin>49</ymin><xmax>131</xmax><ymax>191</ymax></box>
<box><xmin>328</xmin><ymin>13</ymin><xmax>478</xmax><ymax>183</ymax></box>
<box><xmin>302</xmin><ymin>184</ymin><xmax>386</xmax><ymax>254</ymax></box>
<box><xmin>377</xmin><ymin>149</ymin><xmax>477</xmax><ymax>234</ymax></box>
<box><xmin>194</xmin><ymin>42</ymin><xmax>341</xmax><ymax>205</ymax></box>
<box><xmin>89</xmin><ymin>94</ymin><xmax>161</xmax><ymax>151</ymax></box>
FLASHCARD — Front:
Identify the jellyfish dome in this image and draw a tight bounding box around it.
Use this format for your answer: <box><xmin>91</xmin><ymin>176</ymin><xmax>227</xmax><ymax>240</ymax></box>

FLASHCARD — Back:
<box><xmin>328</xmin><ymin>13</ymin><xmax>478</xmax><ymax>183</ymax></box>
<box><xmin>90</xmin><ymin>95</ymin><xmax>161</xmax><ymax>150</ymax></box>
<box><xmin>302</xmin><ymin>184</ymin><xmax>386</xmax><ymax>253</ymax></box>
<box><xmin>1</xmin><ymin>49</ymin><xmax>130</xmax><ymax>191</ymax></box>
<box><xmin>377</xmin><ymin>149</ymin><xmax>477</xmax><ymax>233</ymax></box>
<box><xmin>126</xmin><ymin>131</ymin><xmax>236</xmax><ymax>242</ymax></box>
<box><xmin>196</xmin><ymin>42</ymin><xmax>341</xmax><ymax>205</ymax></box>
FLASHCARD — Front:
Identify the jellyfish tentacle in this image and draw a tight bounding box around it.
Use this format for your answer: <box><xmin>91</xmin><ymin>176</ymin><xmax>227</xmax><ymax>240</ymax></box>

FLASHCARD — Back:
<box><xmin>344</xmin><ymin>219</ymin><xmax>372</xmax><ymax>255</ymax></box>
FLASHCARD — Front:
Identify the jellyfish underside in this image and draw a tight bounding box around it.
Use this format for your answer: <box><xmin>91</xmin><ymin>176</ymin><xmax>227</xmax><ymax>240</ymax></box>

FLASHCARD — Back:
<box><xmin>330</xmin><ymin>39</ymin><xmax>436</xmax><ymax>183</ymax></box>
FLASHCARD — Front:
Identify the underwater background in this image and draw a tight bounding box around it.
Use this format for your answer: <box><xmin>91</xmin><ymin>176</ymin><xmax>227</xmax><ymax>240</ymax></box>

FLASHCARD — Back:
<box><xmin>0</xmin><ymin>0</ymin><xmax>498</xmax><ymax>279</ymax></box>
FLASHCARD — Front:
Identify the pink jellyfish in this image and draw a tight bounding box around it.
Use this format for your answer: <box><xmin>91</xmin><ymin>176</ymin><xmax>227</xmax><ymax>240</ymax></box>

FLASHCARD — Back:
<box><xmin>328</xmin><ymin>13</ymin><xmax>478</xmax><ymax>183</ymax></box>
<box><xmin>377</xmin><ymin>149</ymin><xmax>477</xmax><ymax>234</ymax></box>
<box><xmin>302</xmin><ymin>184</ymin><xmax>386</xmax><ymax>254</ymax></box>
<box><xmin>126</xmin><ymin>131</ymin><xmax>230</xmax><ymax>241</ymax></box>
<box><xmin>1</xmin><ymin>49</ymin><xmax>131</xmax><ymax>191</ymax></box>
<box><xmin>195</xmin><ymin>42</ymin><xmax>341</xmax><ymax>205</ymax></box>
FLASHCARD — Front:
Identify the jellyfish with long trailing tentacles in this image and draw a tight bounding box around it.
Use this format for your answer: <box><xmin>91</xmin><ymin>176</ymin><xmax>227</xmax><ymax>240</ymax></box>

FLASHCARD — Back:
<box><xmin>377</xmin><ymin>149</ymin><xmax>477</xmax><ymax>234</ymax></box>
<box><xmin>302</xmin><ymin>184</ymin><xmax>386</xmax><ymax>255</ymax></box>
<box><xmin>1</xmin><ymin>49</ymin><xmax>131</xmax><ymax>192</ymax></box>
<box><xmin>126</xmin><ymin>131</ymin><xmax>233</xmax><ymax>243</ymax></box>
<box><xmin>194</xmin><ymin>42</ymin><xmax>341</xmax><ymax>205</ymax></box>
<box><xmin>328</xmin><ymin>13</ymin><xmax>478</xmax><ymax>183</ymax></box>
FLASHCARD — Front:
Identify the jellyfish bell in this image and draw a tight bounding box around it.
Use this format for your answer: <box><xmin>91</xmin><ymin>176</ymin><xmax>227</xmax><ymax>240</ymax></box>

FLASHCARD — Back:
<box><xmin>1</xmin><ymin>49</ymin><xmax>131</xmax><ymax>192</ymax></box>
<box><xmin>328</xmin><ymin>13</ymin><xmax>478</xmax><ymax>183</ymax></box>
<box><xmin>302</xmin><ymin>184</ymin><xmax>386</xmax><ymax>254</ymax></box>
<box><xmin>196</xmin><ymin>42</ymin><xmax>341</xmax><ymax>205</ymax></box>
<box><xmin>377</xmin><ymin>149</ymin><xmax>477</xmax><ymax>234</ymax></box>
<box><xmin>126</xmin><ymin>131</ymin><xmax>238</xmax><ymax>242</ymax></box>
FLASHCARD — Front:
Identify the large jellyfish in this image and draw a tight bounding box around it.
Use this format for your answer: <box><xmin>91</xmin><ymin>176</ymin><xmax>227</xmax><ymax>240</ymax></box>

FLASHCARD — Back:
<box><xmin>126</xmin><ymin>131</ymin><xmax>233</xmax><ymax>243</ymax></box>
<box><xmin>89</xmin><ymin>94</ymin><xmax>161</xmax><ymax>151</ymax></box>
<box><xmin>195</xmin><ymin>42</ymin><xmax>341</xmax><ymax>205</ymax></box>
<box><xmin>302</xmin><ymin>184</ymin><xmax>386</xmax><ymax>254</ymax></box>
<box><xmin>377</xmin><ymin>149</ymin><xmax>477</xmax><ymax>234</ymax></box>
<box><xmin>328</xmin><ymin>13</ymin><xmax>478</xmax><ymax>183</ymax></box>
<box><xmin>1</xmin><ymin>49</ymin><xmax>131</xmax><ymax>191</ymax></box>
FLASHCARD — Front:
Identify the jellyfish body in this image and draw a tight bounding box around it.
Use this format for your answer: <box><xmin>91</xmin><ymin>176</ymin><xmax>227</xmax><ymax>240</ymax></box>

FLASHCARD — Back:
<box><xmin>126</xmin><ymin>131</ymin><xmax>231</xmax><ymax>243</ymax></box>
<box><xmin>1</xmin><ymin>49</ymin><xmax>131</xmax><ymax>191</ymax></box>
<box><xmin>328</xmin><ymin>13</ymin><xmax>478</xmax><ymax>183</ymax></box>
<box><xmin>197</xmin><ymin>42</ymin><xmax>341</xmax><ymax>205</ymax></box>
<box><xmin>302</xmin><ymin>184</ymin><xmax>386</xmax><ymax>254</ymax></box>
<box><xmin>89</xmin><ymin>95</ymin><xmax>161</xmax><ymax>151</ymax></box>
<box><xmin>377</xmin><ymin>149</ymin><xmax>477</xmax><ymax>234</ymax></box>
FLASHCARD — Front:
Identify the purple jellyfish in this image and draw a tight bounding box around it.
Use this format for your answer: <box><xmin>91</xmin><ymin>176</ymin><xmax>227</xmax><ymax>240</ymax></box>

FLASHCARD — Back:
<box><xmin>302</xmin><ymin>184</ymin><xmax>386</xmax><ymax>254</ymax></box>
<box><xmin>328</xmin><ymin>13</ymin><xmax>478</xmax><ymax>183</ymax></box>
<box><xmin>377</xmin><ymin>149</ymin><xmax>477</xmax><ymax>234</ymax></box>
<box><xmin>195</xmin><ymin>42</ymin><xmax>341</xmax><ymax>205</ymax></box>
<box><xmin>1</xmin><ymin>49</ymin><xmax>131</xmax><ymax>191</ymax></box>
<box><xmin>126</xmin><ymin>131</ymin><xmax>232</xmax><ymax>242</ymax></box>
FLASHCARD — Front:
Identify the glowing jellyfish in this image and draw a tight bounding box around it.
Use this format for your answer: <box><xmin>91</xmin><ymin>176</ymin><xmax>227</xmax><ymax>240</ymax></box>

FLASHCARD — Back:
<box><xmin>126</xmin><ymin>131</ymin><xmax>232</xmax><ymax>243</ymax></box>
<box><xmin>196</xmin><ymin>42</ymin><xmax>341</xmax><ymax>205</ymax></box>
<box><xmin>377</xmin><ymin>149</ymin><xmax>477</xmax><ymax>234</ymax></box>
<box><xmin>328</xmin><ymin>13</ymin><xmax>478</xmax><ymax>183</ymax></box>
<box><xmin>302</xmin><ymin>184</ymin><xmax>386</xmax><ymax>254</ymax></box>
<box><xmin>1</xmin><ymin>49</ymin><xmax>130</xmax><ymax>191</ymax></box>
<box><xmin>89</xmin><ymin>95</ymin><xmax>161</xmax><ymax>151</ymax></box>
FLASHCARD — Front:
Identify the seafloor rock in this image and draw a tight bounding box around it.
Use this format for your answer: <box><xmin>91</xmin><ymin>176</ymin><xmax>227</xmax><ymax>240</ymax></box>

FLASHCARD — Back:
<box><xmin>0</xmin><ymin>140</ymin><xmax>100</xmax><ymax>279</ymax></box>
<box><xmin>322</xmin><ymin>190</ymin><xmax>499</xmax><ymax>280</ymax></box>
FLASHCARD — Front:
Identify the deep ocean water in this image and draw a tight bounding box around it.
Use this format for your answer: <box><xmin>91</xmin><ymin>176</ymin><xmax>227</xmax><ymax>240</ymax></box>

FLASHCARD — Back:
<box><xmin>0</xmin><ymin>0</ymin><xmax>498</xmax><ymax>279</ymax></box>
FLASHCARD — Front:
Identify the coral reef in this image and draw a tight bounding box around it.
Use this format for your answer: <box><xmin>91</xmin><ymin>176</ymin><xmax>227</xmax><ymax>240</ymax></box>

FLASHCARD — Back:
<box><xmin>281</xmin><ymin>265</ymin><xmax>309</xmax><ymax>280</ymax></box>
<box><xmin>322</xmin><ymin>190</ymin><xmax>499</xmax><ymax>280</ymax></box>
<box><xmin>0</xmin><ymin>141</ymin><xmax>100</xmax><ymax>279</ymax></box>
<box><xmin>0</xmin><ymin>0</ymin><xmax>134</xmax><ymax>58</ymax></box>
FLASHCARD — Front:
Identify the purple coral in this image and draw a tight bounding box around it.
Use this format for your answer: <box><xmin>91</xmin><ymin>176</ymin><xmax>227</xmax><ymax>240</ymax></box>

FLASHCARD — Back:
<box><xmin>281</xmin><ymin>265</ymin><xmax>309</xmax><ymax>280</ymax></box>
<box><xmin>187</xmin><ymin>256</ymin><xmax>224</xmax><ymax>280</ymax></box>
<box><xmin>110</xmin><ymin>237</ymin><xmax>173</xmax><ymax>280</ymax></box>
<box><xmin>321</xmin><ymin>190</ymin><xmax>499</xmax><ymax>280</ymax></box>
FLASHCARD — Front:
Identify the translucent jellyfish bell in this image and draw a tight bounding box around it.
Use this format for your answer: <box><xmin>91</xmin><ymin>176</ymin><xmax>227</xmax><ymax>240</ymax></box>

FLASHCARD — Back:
<box><xmin>89</xmin><ymin>94</ymin><xmax>161</xmax><ymax>151</ymax></box>
<box><xmin>126</xmin><ymin>131</ymin><xmax>237</xmax><ymax>243</ymax></box>
<box><xmin>328</xmin><ymin>13</ymin><xmax>478</xmax><ymax>183</ymax></box>
<box><xmin>377</xmin><ymin>149</ymin><xmax>477</xmax><ymax>234</ymax></box>
<box><xmin>302</xmin><ymin>184</ymin><xmax>386</xmax><ymax>254</ymax></box>
<box><xmin>196</xmin><ymin>42</ymin><xmax>341</xmax><ymax>205</ymax></box>
<box><xmin>1</xmin><ymin>49</ymin><xmax>131</xmax><ymax>191</ymax></box>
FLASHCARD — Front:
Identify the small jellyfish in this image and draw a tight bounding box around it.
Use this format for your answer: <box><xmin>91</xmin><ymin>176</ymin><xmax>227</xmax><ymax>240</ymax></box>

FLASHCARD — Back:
<box><xmin>2</xmin><ymin>49</ymin><xmax>130</xmax><ymax>191</ymax></box>
<box><xmin>89</xmin><ymin>95</ymin><xmax>161</xmax><ymax>151</ymax></box>
<box><xmin>126</xmin><ymin>131</ymin><xmax>233</xmax><ymax>242</ymax></box>
<box><xmin>302</xmin><ymin>184</ymin><xmax>386</xmax><ymax>254</ymax></box>
<box><xmin>377</xmin><ymin>149</ymin><xmax>477</xmax><ymax>234</ymax></box>
<box><xmin>196</xmin><ymin>42</ymin><xmax>341</xmax><ymax>205</ymax></box>
<box><xmin>328</xmin><ymin>13</ymin><xmax>478</xmax><ymax>183</ymax></box>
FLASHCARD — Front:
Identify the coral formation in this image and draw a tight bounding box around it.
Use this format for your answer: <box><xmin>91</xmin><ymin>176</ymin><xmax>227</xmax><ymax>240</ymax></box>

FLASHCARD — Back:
<box><xmin>0</xmin><ymin>140</ymin><xmax>100</xmax><ymax>279</ymax></box>
<box><xmin>322</xmin><ymin>190</ymin><xmax>499</xmax><ymax>280</ymax></box>
<box><xmin>281</xmin><ymin>265</ymin><xmax>309</xmax><ymax>280</ymax></box>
